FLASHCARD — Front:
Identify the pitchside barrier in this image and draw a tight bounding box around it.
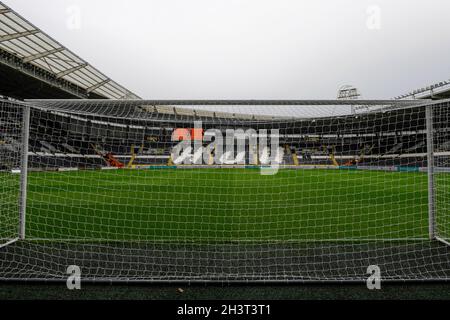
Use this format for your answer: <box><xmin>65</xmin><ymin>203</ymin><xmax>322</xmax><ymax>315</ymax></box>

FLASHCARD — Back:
<box><xmin>0</xmin><ymin>98</ymin><xmax>450</xmax><ymax>283</ymax></box>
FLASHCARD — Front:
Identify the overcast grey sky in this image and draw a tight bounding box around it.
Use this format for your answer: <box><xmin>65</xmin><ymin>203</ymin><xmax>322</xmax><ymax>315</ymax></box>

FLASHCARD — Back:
<box><xmin>3</xmin><ymin>0</ymin><xmax>450</xmax><ymax>99</ymax></box>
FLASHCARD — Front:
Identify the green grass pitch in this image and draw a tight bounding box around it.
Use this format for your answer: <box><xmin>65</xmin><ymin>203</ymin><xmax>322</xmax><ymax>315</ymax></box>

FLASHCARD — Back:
<box><xmin>21</xmin><ymin>168</ymin><xmax>437</xmax><ymax>242</ymax></box>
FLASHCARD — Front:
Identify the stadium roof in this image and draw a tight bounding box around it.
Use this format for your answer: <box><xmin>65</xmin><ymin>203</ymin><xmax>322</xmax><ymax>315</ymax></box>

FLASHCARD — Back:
<box><xmin>27</xmin><ymin>99</ymin><xmax>426</xmax><ymax>122</ymax></box>
<box><xmin>0</xmin><ymin>1</ymin><xmax>140</xmax><ymax>100</ymax></box>
<box><xmin>395</xmin><ymin>79</ymin><xmax>450</xmax><ymax>100</ymax></box>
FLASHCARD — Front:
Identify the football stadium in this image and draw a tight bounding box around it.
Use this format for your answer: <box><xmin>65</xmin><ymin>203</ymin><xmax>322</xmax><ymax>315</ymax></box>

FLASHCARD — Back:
<box><xmin>1</xmin><ymin>1</ymin><xmax>450</xmax><ymax>300</ymax></box>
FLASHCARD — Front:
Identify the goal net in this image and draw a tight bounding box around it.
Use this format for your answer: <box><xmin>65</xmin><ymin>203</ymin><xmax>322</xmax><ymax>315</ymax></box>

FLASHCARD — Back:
<box><xmin>1</xmin><ymin>98</ymin><xmax>450</xmax><ymax>282</ymax></box>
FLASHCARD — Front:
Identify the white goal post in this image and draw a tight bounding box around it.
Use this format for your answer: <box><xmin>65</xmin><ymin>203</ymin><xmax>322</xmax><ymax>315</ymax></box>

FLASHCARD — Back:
<box><xmin>0</xmin><ymin>98</ymin><xmax>450</xmax><ymax>283</ymax></box>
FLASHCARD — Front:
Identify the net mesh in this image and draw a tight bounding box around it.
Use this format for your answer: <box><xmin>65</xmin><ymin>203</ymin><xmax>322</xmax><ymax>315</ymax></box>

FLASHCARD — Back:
<box><xmin>0</xmin><ymin>99</ymin><xmax>450</xmax><ymax>282</ymax></box>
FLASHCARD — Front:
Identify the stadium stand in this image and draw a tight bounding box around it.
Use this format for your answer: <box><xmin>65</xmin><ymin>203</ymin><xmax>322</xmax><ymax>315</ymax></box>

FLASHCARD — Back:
<box><xmin>22</xmin><ymin>99</ymin><xmax>433</xmax><ymax>171</ymax></box>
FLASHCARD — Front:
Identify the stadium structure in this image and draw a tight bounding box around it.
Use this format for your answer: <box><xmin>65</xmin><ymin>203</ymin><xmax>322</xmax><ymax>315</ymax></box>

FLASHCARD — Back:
<box><xmin>0</xmin><ymin>2</ymin><xmax>139</xmax><ymax>100</ymax></box>
<box><xmin>396</xmin><ymin>80</ymin><xmax>450</xmax><ymax>100</ymax></box>
<box><xmin>1</xmin><ymin>2</ymin><xmax>450</xmax><ymax>283</ymax></box>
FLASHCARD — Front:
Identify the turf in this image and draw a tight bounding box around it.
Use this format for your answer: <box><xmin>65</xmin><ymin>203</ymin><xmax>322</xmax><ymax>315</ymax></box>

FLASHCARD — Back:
<box><xmin>3</xmin><ymin>283</ymin><xmax>450</xmax><ymax>300</ymax></box>
<box><xmin>23</xmin><ymin>168</ymin><xmax>432</xmax><ymax>241</ymax></box>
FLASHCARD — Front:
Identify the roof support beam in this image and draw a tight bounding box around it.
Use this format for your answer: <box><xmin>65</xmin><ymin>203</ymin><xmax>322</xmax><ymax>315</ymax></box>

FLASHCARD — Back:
<box><xmin>55</xmin><ymin>63</ymin><xmax>87</xmax><ymax>78</ymax></box>
<box><xmin>86</xmin><ymin>79</ymin><xmax>110</xmax><ymax>93</ymax></box>
<box><xmin>0</xmin><ymin>30</ymin><xmax>39</xmax><ymax>42</ymax></box>
<box><xmin>0</xmin><ymin>9</ymin><xmax>11</xmax><ymax>14</ymax></box>
<box><xmin>23</xmin><ymin>47</ymin><xmax>64</xmax><ymax>63</ymax></box>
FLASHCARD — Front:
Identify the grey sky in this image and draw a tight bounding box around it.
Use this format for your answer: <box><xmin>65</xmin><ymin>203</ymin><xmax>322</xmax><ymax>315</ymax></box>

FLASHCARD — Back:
<box><xmin>3</xmin><ymin>0</ymin><xmax>450</xmax><ymax>99</ymax></box>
